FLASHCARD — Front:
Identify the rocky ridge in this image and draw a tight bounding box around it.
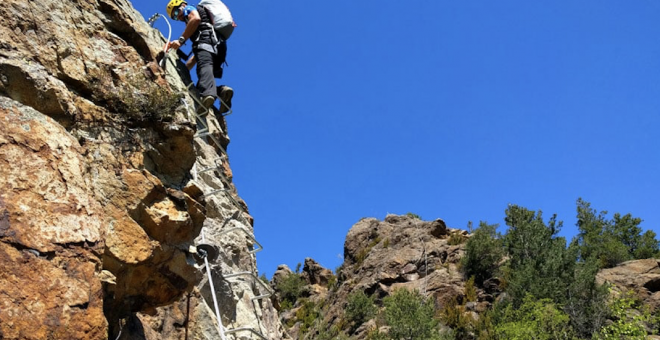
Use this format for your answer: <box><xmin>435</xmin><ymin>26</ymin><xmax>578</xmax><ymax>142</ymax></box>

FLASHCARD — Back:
<box><xmin>0</xmin><ymin>0</ymin><xmax>284</xmax><ymax>339</ymax></box>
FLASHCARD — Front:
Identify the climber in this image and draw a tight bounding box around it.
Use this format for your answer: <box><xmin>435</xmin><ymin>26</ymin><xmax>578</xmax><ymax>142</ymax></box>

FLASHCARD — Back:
<box><xmin>166</xmin><ymin>0</ymin><xmax>234</xmax><ymax>113</ymax></box>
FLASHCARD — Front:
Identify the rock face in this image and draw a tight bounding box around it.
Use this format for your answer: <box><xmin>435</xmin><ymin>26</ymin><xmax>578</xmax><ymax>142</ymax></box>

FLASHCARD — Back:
<box><xmin>596</xmin><ymin>258</ymin><xmax>660</xmax><ymax>312</ymax></box>
<box><xmin>0</xmin><ymin>0</ymin><xmax>284</xmax><ymax>339</ymax></box>
<box><xmin>337</xmin><ymin>215</ymin><xmax>469</xmax><ymax>312</ymax></box>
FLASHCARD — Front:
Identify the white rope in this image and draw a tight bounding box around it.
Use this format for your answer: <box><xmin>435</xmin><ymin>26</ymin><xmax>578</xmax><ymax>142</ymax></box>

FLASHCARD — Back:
<box><xmin>202</xmin><ymin>230</ymin><xmax>228</xmax><ymax>340</ymax></box>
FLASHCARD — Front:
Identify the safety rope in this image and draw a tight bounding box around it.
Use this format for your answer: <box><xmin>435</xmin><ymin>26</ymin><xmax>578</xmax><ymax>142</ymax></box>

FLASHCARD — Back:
<box><xmin>147</xmin><ymin>13</ymin><xmax>172</xmax><ymax>69</ymax></box>
<box><xmin>201</xmin><ymin>229</ymin><xmax>228</xmax><ymax>340</ymax></box>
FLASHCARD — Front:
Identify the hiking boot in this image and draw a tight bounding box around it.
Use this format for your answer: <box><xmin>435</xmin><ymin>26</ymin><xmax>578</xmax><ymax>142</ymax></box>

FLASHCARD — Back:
<box><xmin>218</xmin><ymin>85</ymin><xmax>233</xmax><ymax>114</ymax></box>
<box><xmin>202</xmin><ymin>95</ymin><xmax>215</xmax><ymax>109</ymax></box>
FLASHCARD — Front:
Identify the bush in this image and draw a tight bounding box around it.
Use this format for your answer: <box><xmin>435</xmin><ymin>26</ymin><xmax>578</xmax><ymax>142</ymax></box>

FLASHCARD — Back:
<box><xmin>595</xmin><ymin>291</ymin><xmax>656</xmax><ymax>340</ymax></box>
<box><xmin>277</xmin><ymin>273</ymin><xmax>305</xmax><ymax>309</ymax></box>
<box><xmin>383</xmin><ymin>288</ymin><xmax>438</xmax><ymax>340</ymax></box>
<box><xmin>494</xmin><ymin>294</ymin><xmax>576</xmax><ymax>340</ymax></box>
<box><xmin>346</xmin><ymin>291</ymin><xmax>377</xmax><ymax>333</ymax></box>
<box><xmin>116</xmin><ymin>72</ymin><xmax>181</xmax><ymax>122</ymax></box>
<box><xmin>296</xmin><ymin>299</ymin><xmax>320</xmax><ymax>335</ymax></box>
<box><xmin>448</xmin><ymin>232</ymin><xmax>467</xmax><ymax>245</ymax></box>
<box><xmin>440</xmin><ymin>278</ymin><xmax>479</xmax><ymax>339</ymax></box>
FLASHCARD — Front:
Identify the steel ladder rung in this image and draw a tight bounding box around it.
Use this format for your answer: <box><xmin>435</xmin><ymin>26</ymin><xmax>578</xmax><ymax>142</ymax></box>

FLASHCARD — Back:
<box><xmin>223</xmin><ymin>271</ymin><xmax>274</xmax><ymax>299</ymax></box>
<box><xmin>217</xmin><ymin>226</ymin><xmax>263</xmax><ymax>254</ymax></box>
<box><xmin>198</xmin><ymin>164</ymin><xmax>224</xmax><ymax>175</ymax></box>
<box><xmin>195</xmin><ymin>131</ymin><xmax>212</xmax><ymax>139</ymax></box>
<box><xmin>225</xmin><ymin>327</ymin><xmax>267</xmax><ymax>339</ymax></box>
<box><xmin>202</xmin><ymin>188</ymin><xmax>230</xmax><ymax>199</ymax></box>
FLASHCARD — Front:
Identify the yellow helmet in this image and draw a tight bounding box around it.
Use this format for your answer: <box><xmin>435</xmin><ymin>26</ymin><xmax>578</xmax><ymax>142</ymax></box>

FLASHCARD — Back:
<box><xmin>166</xmin><ymin>0</ymin><xmax>186</xmax><ymax>19</ymax></box>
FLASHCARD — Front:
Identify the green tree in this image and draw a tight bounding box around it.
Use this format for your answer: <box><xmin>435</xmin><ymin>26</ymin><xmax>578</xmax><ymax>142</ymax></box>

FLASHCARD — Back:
<box><xmin>503</xmin><ymin>205</ymin><xmax>575</xmax><ymax>306</ymax></box>
<box><xmin>574</xmin><ymin>198</ymin><xmax>659</xmax><ymax>268</ymax></box>
<box><xmin>563</xmin><ymin>253</ymin><xmax>609</xmax><ymax>338</ymax></box>
<box><xmin>461</xmin><ymin>221</ymin><xmax>503</xmax><ymax>286</ymax></box>
<box><xmin>345</xmin><ymin>291</ymin><xmax>377</xmax><ymax>333</ymax></box>
<box><xmin>383</xmin><ymin>288</ymin><xmax>438</xmax><ymax>340</ymax></box>
<box><xmin>634</xmin><ymin>230</ymin><xmax>660</xmax><ymax>259</ymax></box>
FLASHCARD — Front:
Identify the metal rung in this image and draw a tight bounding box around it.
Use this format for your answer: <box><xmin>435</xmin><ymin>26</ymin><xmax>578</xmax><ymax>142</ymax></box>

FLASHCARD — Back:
<box><xmin>218</xmin><ymin>226</ymin><xmax>263</xmax><ymax>254</ymax></box>
<box><xmin>223</xmin><ymin>271</ymin><xmax>274</xmax><ymax>299</ymax></box>
<box><xmin>195</xmin><ymin>132</ymin><xmax>212</xmax><ymax>139</ymax></box>
<box><xmin>198</xmin><ymin>164</ymin><xmax>223</xmax><ymax>175</ymax></box>
<box><xmin>195</xmin><ymin>109</ymin><xmax>211</xmax><ymax>117</ymax></box>
<box><xmin>202</xmin><ymin>188</ymin><xmax>230</xmax><ymax>198</ymax></box>
<box><xmin>180</xmin><ymin>96</ymin><xmax>229</xmax><ymax>155</ymax></box>
<box><xmin>196</xmin><ymin>158</ymin><xmax>225</xmax><ymax>175</ymax></box>
<box><xmin>219</xmin><ymin>99</ymin><xmax>233</xmax><ymax>117</ymax></box>
<box><xmin>225</xmin><ymin>327</ymin><xmax>267</xmax><ymax>339</ymax></box>
<box><xmin>217</xmin><ymin>190</ymin><xmax>242</xmax><ymax>211</ymax></box>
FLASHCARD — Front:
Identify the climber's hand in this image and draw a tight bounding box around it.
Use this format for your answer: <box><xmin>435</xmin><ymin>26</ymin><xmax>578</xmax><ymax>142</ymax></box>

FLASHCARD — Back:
<box><xmin>167</xmin><ymin>40</ymin><xmax>181</xmax><ymax>51</ymax></box>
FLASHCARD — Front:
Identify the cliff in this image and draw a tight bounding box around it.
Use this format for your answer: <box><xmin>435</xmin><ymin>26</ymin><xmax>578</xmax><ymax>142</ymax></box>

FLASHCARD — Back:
<box><xmin>0</xmin><ymin>0</ymin><xmax>284</xmax><ymax>339</ymax></box>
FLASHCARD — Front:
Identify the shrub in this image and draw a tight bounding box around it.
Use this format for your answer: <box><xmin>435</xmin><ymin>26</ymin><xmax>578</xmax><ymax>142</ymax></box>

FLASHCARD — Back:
<box><xmin>383</xmin><ymin>288</ymin><xmax>438</xmax><ymax>339</ymax></box>
<box><xmin>296</xmin><ymin>299</ymin><xmax>320</xmax><ymax>335</ymax></box>
<box><xmin>406</xmin><ymin>212</ymin><xmax>422</xmax><ymax>220</ymax></box>
<box><xmin>494</xmin><ymin>294</ymin><xmax>576</xmax><ymax>340</ymax></box>
<box><xmin>277</xmin><ymin>273</ymin><xmax>305</xmax><ymax>309</ymax></box>
<box><xmin>116</xmin><ymin>72</ymin><xmax>181</xmax><ymax>122</ymax></box>
<box><xmin>440</xmin><ymin>296</ymin><xmax>470</xmax><ymax>338</ymax></box>
<box><xmin>346</xmin><ymin>291</ymin><xmax>377</xmax><ymax>333</ymax></box>
<box><xmin>448</xmin><ymin>231</ymin><xmax>467</xmax><ymax>245</ymax></box>
<box><xmin>595</xmin><ymin>291</ymin><xmax>656</xmax><ymax>340</ymax></box>
<box><xmin>465</xmin><ymin>276</ymin><xmax>477</xmax><ymax>303</ymax></box>
<box><xmin>563</xmin><ymin>256</ymin><xmax>609</xmax><ymax>337</ymax></box>
<box><xmin>327</xmin><ymin>275</ymin><xmax>338</xmax><ymax>291</ymax></box>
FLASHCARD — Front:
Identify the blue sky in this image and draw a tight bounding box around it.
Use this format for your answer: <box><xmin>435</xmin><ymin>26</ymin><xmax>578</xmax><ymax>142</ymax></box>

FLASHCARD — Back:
<box><xmin>134</xmin><ymin>1</ymin><xmax>660</xmax><ymax>278</ymax></box>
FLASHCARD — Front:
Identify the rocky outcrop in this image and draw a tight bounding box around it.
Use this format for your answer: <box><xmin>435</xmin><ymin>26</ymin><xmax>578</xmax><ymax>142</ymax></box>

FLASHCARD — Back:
<box><xmin>273</xmin><ymin>214</ymin><xmax>479</xmax><ymax>339</ymax></box>
<box><xmin>339</xmin><ymin>215</ymin><xmax>469</xmax><ymax>310</ymax></box>
<box><xmin>596</xmin><ymin>258</ymin><xmax>660</xmax><ymax>312</ymax></box>
<box><xmin>302</xmin><ymin>257</ymin><xmax>334</xmax><ymax>287</ymax></box>
<box><xmin>0</xmin><ymin>0</ymin><xmax>284</xmax><ymax>339</ymax></box>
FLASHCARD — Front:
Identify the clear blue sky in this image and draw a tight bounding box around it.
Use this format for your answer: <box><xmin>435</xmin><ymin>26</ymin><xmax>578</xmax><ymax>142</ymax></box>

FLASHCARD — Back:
<box><xmin>134</xmin><ymin>1</ymin><xmax>660</xmax><ymax>278</ymax></box>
